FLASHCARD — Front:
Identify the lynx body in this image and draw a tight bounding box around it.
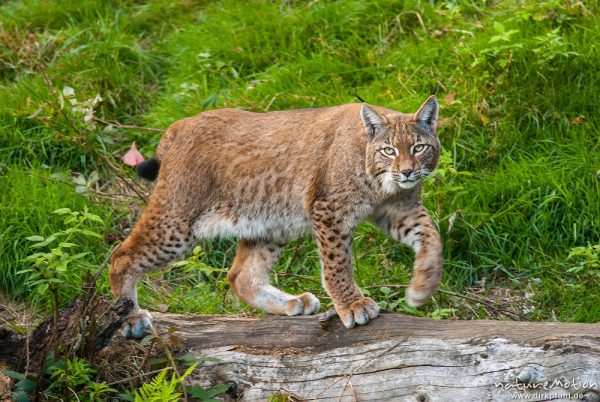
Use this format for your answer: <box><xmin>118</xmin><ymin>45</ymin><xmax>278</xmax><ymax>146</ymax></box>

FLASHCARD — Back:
<box><xmin>109</xmin><ymin>96</ymin><xmax>443</xmax><ymax>337</ymax></box>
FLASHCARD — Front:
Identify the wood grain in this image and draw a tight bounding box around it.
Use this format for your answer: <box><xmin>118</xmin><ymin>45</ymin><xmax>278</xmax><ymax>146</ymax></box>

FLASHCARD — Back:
<box><xmin>153</xmin><ymin>313</ymin><xmax>600</xmax><ymax>401</ymax></box>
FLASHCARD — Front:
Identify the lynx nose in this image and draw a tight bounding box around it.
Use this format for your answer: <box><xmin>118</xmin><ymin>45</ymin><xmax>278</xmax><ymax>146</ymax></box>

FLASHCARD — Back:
<box><xmin>400</xmin><ymin>169</ymin><xmax>414</xmax><ymax>178</ymax></box>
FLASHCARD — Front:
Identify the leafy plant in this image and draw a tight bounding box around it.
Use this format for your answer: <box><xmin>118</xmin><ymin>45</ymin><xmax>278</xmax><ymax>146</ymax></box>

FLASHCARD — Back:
<box><xmin>133</xmin><ymin>364</ymin><xmax>198</xmax><ymax>402</ymax></box>
<box><xmin>20</xmin><ymin>207</ymin><xmax>104</xmax><ymax>311</ymax></box>
<box><xmin>429</xmin><ymin>308</ymin><xmax>457</xmax><ymax>320</ymax></box>
<box><xmin>46</xmin><ymin>357</ymin><xmax>116</xmax><ymax>401</ymax></box>
<box><xmin>489</xmin><ymin>21</ymin><xmax>521</xmax><ymax>45</ymax></box>
<box><xmin>531</xmin><ymin>28</ymin><xmax>579</xmax><ymax>65</ymax></box>
<box><xmin>478</xmin><ymin>22</ymin><xmax>523</xmax><ymax>69</ymax></box>
<box><xmin>3</xmin><ymin>370</ymin><xmax>36</xmax><ymax>402</ymax></box>
<box><xmin>169</xmin><ymin>245</ymin><xmax>226</xmax><ymax>276</ymax></box>
<box><xmin>421</xmin><ymin>147</ymin><xmax>473</xmax><ymax>227</ymax></box>
<box><xmin>567</xmin><ymin>244</ymin><xmax>600</xmax><ymax>274</ymax></box>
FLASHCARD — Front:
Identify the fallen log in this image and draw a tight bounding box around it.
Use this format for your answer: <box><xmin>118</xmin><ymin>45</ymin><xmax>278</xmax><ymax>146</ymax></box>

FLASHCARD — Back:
<box><xmin>152</xmin><ymin>313</ymin><xmax>600</xmax><ymax>402</ymax></box>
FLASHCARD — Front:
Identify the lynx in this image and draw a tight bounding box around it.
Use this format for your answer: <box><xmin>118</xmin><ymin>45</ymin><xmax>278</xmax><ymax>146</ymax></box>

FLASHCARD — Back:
<box><xmin>109</xmin><ymin>96</ymin><xmax>443</xmax><ymax>337</ymax></box>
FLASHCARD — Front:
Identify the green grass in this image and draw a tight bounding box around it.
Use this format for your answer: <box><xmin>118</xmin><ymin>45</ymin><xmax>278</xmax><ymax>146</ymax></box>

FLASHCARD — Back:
<box><xmin>1</xmin><ymin>0</ymin><xmax>599</xmax><ymax>323</ymax></box>
<box><xmin>0</xmin><ymin>169</ymin><xmax>114</xmax><ymax>308</ymax></box>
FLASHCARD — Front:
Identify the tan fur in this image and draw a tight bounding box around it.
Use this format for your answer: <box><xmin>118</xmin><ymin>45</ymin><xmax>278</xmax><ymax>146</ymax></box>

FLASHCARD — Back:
<box><xmin>109</xmin><ymin>96</ymin><xmax>443</xmax><ymax>334</ymax></box>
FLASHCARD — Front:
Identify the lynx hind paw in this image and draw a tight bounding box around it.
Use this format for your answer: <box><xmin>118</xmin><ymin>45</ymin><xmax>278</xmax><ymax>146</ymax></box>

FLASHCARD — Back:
<box><xmin>286</xmin><ymin>292</ymin><xmax>321</xmax><ymax>316</ymax></box>
<box><xmin>406</xmin><ymin>287</ymin><xmax>433</xmax><ymax>307</ymax></box>
<box><xmin>299</xmin><ymin>292</ymin><xmax>321</xmax><ymax>315</ymax></box>
<box><xmin>120</xmin><ymin>310</ymin><xmax>153</xmax><ymax>339</ymax></box>
<box><xmin>338</xmin><ymin>297</ymin><xmax>380</xmax><ymax>329</ymax></box>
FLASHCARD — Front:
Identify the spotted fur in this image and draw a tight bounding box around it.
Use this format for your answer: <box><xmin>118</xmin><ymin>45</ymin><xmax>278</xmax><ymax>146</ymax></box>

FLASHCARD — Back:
<box><xmin>109</xmin><ymin>96</ymin><xmax>443</xmax><ymax>335</ymax></box>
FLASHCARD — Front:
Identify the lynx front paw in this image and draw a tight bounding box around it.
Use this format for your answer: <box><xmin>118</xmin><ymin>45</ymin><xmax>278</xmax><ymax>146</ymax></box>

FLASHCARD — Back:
<box><xmin>119</xmin><ymin>310</ymin><xmax>153</xmax><ymax>339</ymax></box>
<box><xmin>406</xmin><ymin>286</ymin><xmax>432</xmax><ymax>307</ymax></box>
<box><xmin>337</xmin><ymin>297</ymin><xmax>380</xmax><ymax>329</ymax></box>
<box><xmin>286</xmin><ymin>292</ymin><xmax>321</xmax><ymax>316</ymax></box>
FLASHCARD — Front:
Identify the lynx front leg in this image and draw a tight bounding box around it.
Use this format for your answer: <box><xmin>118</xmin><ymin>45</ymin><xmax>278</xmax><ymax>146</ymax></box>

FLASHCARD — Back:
<box><xmin>383</xmin><ymin>203</ymin><xmax>443</xmax><ymax>307</ymax></box>
<box><xmin>312</xmin><ymin>210</ymin><xmax>380</xmax><ymax>328</ymax></box>
<box><xmin>109</xmin><ymin>201</ymin><xmax>193</xmax><ymax>338</ymax></box>
<box><xmin>227</xmin><ymin>239</ymin><xmax>320</xmax><ymax>316</ymax></box>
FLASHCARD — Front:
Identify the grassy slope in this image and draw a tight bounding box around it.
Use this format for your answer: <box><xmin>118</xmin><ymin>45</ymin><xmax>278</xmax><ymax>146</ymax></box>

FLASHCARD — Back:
<box><xmin>0</xmin><ymin>0</ymin><xmax>598</xmax><ymax>321</ymax></box>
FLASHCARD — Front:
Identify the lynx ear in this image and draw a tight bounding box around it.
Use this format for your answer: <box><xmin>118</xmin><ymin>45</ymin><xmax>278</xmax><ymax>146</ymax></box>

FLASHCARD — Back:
<box><xmin>360</xmin><ymin>104</ymin><xmax>387</xmax><ymax>139</ymax></box>
<box><xmin>415</xmin><ymin>95</ymin><xmax>439</xmax><ymax>134</ymax></box>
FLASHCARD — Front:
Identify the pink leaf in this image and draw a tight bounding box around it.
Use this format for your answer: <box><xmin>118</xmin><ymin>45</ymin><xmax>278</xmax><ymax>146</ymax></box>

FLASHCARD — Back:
<box><xmin>122</xmin><ymin>142</ymin><xmax>145</xmax><ymax>167</ymax></box>
<box><xmin>444</xmin><ymin>93</ymin><xmax>457</xmax><ymax>103</ymax></box>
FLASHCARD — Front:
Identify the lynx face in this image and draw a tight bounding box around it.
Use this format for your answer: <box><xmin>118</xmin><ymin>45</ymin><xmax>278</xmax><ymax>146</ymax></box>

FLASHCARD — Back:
<box><xmin>361</xmin><ymin>98</ymin><xmax>440</xmax><ymax>193</ymax></box>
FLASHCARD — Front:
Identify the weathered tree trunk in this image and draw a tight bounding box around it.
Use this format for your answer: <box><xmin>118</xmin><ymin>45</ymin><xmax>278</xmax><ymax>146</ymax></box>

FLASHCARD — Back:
<box><xmin>153</xmin><ymin>313</ymin><xmax>600</xmax><ymax>402</ymax></box>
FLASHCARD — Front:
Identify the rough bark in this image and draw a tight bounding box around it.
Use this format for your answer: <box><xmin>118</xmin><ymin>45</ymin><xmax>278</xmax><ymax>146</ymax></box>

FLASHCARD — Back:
<box><xmin>152</xmin><ymin>312</ymin><xmax>600</xmax><ymax>402</ymax></box>
<box><xmin>28</xmin><ymin>297</ymin><xmax>133</xmax><ymax>372</ymax></box>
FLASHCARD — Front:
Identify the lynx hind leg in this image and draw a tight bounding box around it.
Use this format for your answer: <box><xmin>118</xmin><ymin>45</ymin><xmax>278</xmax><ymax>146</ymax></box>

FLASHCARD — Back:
<box><xmin>227</xmin><ymin>239</ymin><xmax>320</xmax><ymax>316</ymax></box>
<box><xmin>109</xmin><ymin>203</ymin><xmax>193</xmax><ymax>338</ymax></box>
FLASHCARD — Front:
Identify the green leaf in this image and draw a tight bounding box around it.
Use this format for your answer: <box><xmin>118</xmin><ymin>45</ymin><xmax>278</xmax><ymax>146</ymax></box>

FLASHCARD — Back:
<box><xmin>177</xmin><ymin>354</ymin><xmax>205</xmax><ymax>365</ymax></box>
<box><xmin>15</xmin><ymin>378</ymin><xmax>35</xmax><ymax>393</ymax></box>
<box><xmin>63</xmin><ymin>215</ymin><xmax>77</xmax><ymax>225</ymax></box>
<box><xmin>52</xmin><ymin>208</ymin><xmax>72</xmax><ymax>215</ymax></box>
<box><xmin>198</xmin><ymin>266</ymin><xmax>226</xmax><ymax>274</ymax></box>
<box><xmin>83</xmin><ymin>213</ymin><xmax>103</xmax><ymax>223</ymax></box>
<box><xmin>11</xmin><ymin>390</ymin><xmax>30</xmax><ymax>402</ymax></box>
<box><xmin>187</xmin><ymin>384</ymin><xmax>230</xmax><ymax>400</ymax></box>
<box><xmin>380</xmin><ymin>286</ymin><xmax>391</xmax><ymax>295</ymax></box>
<box><xmin>68</xmin><ymin>252</ymin><xmax>91</xmax><ymax>260</ymax></box>
<box><xmin>202</xmin><ymin>93</ymin><xmax>219</xmax><ymax>110</ymax></box>
<box><xmin>30</xmin><ymin>235</ymin><xmax>57</xmax><ymax>249</ymax></box>
<box><xmin>80</xmin><ymin>229</ymin><xmax>103</xmax><ymax>239</ymax></box>
<box><xmin>51</xmin><ymin>248</ymin><xmax>63</xmax><ymax>257</ymax></box>
<box><xmin>37</xmin><ymin>283</ymin><xmax>49</xmax><ymax>294</ymax></box>
<box><xmin>493</xmin><ymin>21</ymin><xmax>505</xmax><ymax>33</ymax></box>
<box><xmin>149</xmin><ymin>357</ymin><xmax>169</xmax><ymax>367</ymax></box>
<box><xmin>204</xmin><ymin>384</ymin><xmax>230</xmax><ymax>398</ymax></box>
<box><xmin>25</xmin><ymin>235</ymin><xmax>44</xmax><ymax>242</ymax></box>
<box><xmin>24</xmin><ymin>252</ymin><xmax>45</xmax><ymax>259</ymax></box>
<box><xmin>55</xmin><ymin>262</ymin><xmax>69</xmax><ymax>274</ymax></box>
<box><xmin>3</xmin><ymin>370</ymin><xmax>26</xmax><ymax>381</ymax></box>
<box><xmin>118</xmin><ymin>392</ymin><xmax>135</xmax><ymax>401</ymax></box>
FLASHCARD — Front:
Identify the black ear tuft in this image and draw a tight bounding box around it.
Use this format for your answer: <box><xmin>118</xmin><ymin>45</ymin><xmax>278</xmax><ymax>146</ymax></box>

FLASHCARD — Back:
<box><xmin>415</xmin><ymin>95</ymin><xmax>439</xmax><ymax>134</ymax></box>
<box><xmin>136</xmin><ymin>158</ymin><xmax>160</xmax><ymax>181</ymax></box>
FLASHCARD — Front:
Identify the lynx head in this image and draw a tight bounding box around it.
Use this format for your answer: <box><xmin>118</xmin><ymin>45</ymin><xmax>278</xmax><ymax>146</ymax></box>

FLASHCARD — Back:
<box><xmin>361</xmin><ymin>96</ymin><xmax>440</xmax><ymax>193</ymax></box>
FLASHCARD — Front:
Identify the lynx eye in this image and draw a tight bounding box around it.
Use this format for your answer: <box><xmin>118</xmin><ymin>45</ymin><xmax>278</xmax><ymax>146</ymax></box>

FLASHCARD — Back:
<box><xmin>382</xmin><ymin>147</ymin><xmax>396</xmax><ymax>156</ymax></box>
<box><xmin>412</xmin><ymin>144</ymin><xmax>428</xmax><ymax>153</ymax></box>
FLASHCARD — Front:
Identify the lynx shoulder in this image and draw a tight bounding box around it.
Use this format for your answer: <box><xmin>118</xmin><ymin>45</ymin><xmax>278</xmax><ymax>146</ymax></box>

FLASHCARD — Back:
<box><xmin>109</xmin><ymin>96</ymin><xmax>443</xmax><ymax>337</ymax></box>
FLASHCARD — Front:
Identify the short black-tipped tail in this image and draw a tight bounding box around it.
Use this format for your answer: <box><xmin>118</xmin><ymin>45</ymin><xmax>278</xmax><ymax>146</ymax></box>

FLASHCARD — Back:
<box><xmin>136</xmin><ymin>158</ymin><xmax>160</xmax><ymax>181</ymax></box>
